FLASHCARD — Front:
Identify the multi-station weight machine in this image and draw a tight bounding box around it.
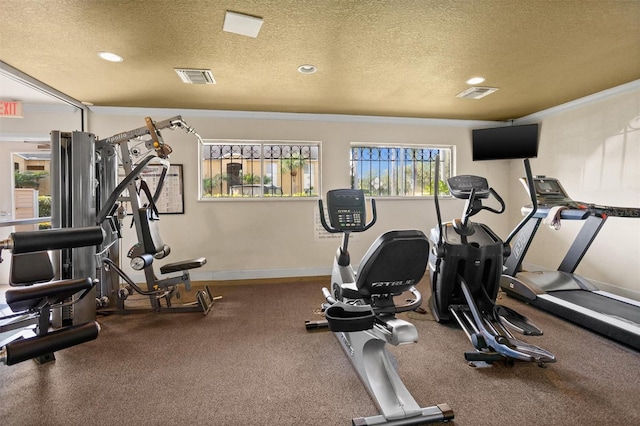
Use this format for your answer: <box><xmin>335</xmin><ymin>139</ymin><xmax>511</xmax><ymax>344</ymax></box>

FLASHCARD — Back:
<box><xmin>50</xmin><ymin>115</ymin><xmax>215</xmax><ymax>321</ymax></box>
<box><xmin>1</xmin><ymin>115</ymin><xmax>213</xmax><ymax>365</ymax></box>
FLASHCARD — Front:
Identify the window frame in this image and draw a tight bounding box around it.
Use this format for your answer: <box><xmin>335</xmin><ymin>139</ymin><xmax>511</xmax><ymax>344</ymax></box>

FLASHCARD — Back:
<box><xmin>198</xmin><ymin>139</ymin><xmax>321</xmax><ymax>200</ymax></box>
<box><xmin>349</xmin><ymin>143</ymin><xmax>454</xmax><ymax>198</ymax></box>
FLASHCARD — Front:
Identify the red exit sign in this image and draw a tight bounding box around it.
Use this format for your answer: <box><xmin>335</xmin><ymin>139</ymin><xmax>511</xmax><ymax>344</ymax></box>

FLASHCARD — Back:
<box><xmin>0</xmin><ymin>100</ymin><xmax>23</xmax><ymax>117</ymax></box>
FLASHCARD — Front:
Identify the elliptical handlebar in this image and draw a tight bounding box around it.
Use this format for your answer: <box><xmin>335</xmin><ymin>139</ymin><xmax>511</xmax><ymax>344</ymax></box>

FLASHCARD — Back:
<box><xmin>482</xmin><ymin>187</ymin><xmax>506</xmax><ymax>215</ymax></box>
<box><xmin>448</xmin><ymin>176</ymin><xmax>506</xmax><ymax>217</ymax></box>
<box><xmin>434</xmin><ymin>155</ymin><xmax>444</xmax><ymax>248</ymax></box>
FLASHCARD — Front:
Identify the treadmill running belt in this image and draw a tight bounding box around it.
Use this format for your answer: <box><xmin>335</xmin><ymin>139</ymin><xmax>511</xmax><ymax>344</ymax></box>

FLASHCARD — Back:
<box><xmin>550</xmin><ymin>290</ymin><xmax>640</xmax><ymax>326</ymax></box>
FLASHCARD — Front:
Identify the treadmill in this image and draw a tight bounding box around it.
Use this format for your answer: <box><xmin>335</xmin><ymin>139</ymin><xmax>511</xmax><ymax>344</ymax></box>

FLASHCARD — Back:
<box><xmin>501</xmin><ymin>176</ymin><xmax>640</xmax><ymax>350</ymax></box>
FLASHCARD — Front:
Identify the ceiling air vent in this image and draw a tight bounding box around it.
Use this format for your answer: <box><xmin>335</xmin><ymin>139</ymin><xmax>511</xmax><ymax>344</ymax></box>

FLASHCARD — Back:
<box><xmin>455</xmin><ymin>86</ymin><xmax>498</xmax><ymax>100</ymax></box>
<box><xmin>174</xmin><ymin>68</ymin><xmax>216</xmax><ymax>84</ymax></box>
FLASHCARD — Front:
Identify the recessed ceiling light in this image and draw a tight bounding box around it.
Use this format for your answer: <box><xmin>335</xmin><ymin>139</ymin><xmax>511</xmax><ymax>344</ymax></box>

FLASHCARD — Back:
<box><xmin>98</xmin><ymin>51</ymin><xmax>123</xmax><ymax>62</ymax></box>
<box><xmin>298</xmin><ymin>64</ymin><xmax>317</xmax><ymax>74</ymax></box>
<box><xmin>466</xmin><ymin>77</ymin><xmax>485</xmax><ymax>85</ymax></box>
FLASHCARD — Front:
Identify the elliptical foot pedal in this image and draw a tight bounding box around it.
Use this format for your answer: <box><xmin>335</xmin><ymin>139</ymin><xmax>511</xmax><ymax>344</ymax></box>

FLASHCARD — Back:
<box><xmin>495</xmin><ymin>305</ymin><xmax>543</xmax><ymax>336</ymax></box>
<box><xmin>464</xmin><ymin>350</ymin><xmax>504</xmax><ymax>363</ymax></box>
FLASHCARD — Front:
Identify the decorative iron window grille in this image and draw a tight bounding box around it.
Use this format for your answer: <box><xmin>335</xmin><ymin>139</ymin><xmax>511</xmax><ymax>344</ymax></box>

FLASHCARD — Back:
<box><xmin>350</xmin><ymin>145</ymin><xmax>452</xmax><ymax>196</ymax></box>
<box><xmin>200</xmin><ymin>141</ymin><xmax>320</xmax><ymax>198</ymax></box>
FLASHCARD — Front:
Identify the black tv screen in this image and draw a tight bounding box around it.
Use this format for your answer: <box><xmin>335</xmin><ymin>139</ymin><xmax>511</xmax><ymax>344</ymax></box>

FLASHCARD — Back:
<box><xmin>472</xmin><ymin>123</ymin><xmax>540</xmax><ymax>161</ymax></box>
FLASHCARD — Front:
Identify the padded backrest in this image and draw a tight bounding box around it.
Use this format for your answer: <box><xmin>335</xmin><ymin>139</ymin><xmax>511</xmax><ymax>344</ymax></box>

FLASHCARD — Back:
<box><xmin>10</xmin><ymin>251</ymin><xmax>55</xmax><ymax>286</ymax></box>
<box><xmin>137</xmin><ymin>208</ymin><xmax>165</xmax><ymax>255</ymax></box>
<box><xmin>355</xmin><ymin>230</ymin><xmax>429</xmax><ymax>296</ymax></box>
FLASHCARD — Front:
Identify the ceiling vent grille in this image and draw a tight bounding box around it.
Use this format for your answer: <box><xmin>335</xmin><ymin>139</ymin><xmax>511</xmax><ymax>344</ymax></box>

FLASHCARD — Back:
<box><xmin>455</xmin><ymin>86</ymin><xmax>498</xmax><ymax>99</ymax></box>
<box><xmin>174</xmin><ymin>68</ymin><xmax>216</xmax><ymax>84</ymax></box>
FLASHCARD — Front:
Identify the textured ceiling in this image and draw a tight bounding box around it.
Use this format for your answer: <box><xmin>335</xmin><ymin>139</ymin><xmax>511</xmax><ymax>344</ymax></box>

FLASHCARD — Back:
<box><xmin>1</xmin><ymin>0</ymin><xmax>639</xmax><ymax>121</ymax></box>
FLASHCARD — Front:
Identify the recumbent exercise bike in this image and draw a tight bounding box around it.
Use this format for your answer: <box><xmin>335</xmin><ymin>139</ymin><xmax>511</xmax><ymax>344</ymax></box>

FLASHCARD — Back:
<box><xmin>307</xmin><ymin>189</ymin><xmax>453</xmax><ymax>426</ymax></box>
<box><xmin>428</xmin><ymin>158</ymin><xmax>555</xmax><ymax>366</ymax></box>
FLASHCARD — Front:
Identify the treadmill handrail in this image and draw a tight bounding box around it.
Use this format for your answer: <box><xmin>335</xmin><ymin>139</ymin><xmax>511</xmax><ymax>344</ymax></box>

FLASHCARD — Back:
<box><xmin>521</xmin><ymin>205</ymin><xmax>591</xmax><ymax>220</ymax></box>
<box><xmin>505</xmin><ymin>158</ymin><xmax>537</xmax><ymax>246</ymax></box>
<box><xmin>579</xmin><ymin>204</ymin><xmax>640</xmax><ymax>219</ymax></box>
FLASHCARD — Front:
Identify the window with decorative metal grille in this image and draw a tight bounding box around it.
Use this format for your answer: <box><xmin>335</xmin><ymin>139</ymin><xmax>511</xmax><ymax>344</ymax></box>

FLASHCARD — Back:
<box><xmin>350</xmin><ymin>145</ymin><xmax>452</xmax><ymax>196</ymax></box>
<box><xmin>200</xmin><ymin>140</ymin><xmax>320</xmax><ymax>198</ymax></box>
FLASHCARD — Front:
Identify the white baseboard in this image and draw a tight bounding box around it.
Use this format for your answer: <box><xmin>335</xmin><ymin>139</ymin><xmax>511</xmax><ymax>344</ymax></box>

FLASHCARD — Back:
<box><xmin>128</xmin><ymin>267</ymin><xmax>332</xmax><ymax>283</ymax></box>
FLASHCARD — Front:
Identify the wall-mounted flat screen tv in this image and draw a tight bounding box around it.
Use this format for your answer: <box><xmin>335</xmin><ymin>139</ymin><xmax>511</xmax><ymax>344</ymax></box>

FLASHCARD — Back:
<box><xmin>472</xmin><ymin>123</ymin><xmax>540</xmax><ymax>161</ymax></box>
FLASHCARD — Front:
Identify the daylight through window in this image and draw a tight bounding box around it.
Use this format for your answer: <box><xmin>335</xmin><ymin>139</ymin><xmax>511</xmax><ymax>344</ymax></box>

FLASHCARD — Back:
<box><xmin>350</xmin><ymin>145</ymin><xmax>452</xmax><ymax>196</ymax></box>
<box><xmin>200</xmin><ymin>141</ymin><xmax>320</xmax><ymax>198</ymax></box>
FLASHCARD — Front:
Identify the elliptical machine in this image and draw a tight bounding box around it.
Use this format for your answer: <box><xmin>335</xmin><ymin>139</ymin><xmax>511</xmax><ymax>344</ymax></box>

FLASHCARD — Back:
<box><xmin>428</xmin><ymin>157</ymin><xmax>555</xmax><ymax>366</ymax></box>
<box><xmin>307</xmin><ymin>189</ymin><xmax>453</xmax><ymax>426</ymax></box>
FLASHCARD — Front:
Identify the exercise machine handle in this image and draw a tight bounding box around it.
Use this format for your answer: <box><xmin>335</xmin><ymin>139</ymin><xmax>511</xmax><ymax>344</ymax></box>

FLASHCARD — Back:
<box><xmin>1</xmin><ymin>322</ymin><xmax>100</xmax><ymax>366</ymax></box>
<box><xmin>1</xmin><ymin>226</ymin><xmax>104</xmax><ymax>255</ymax></box>
<box><xmin>96</xmin><ymin>156</ymin><xmax>169</xmax><ymax>224</ymax></box>
<box><xmin>322</xmin><ymin>287</ymin><xmax>337</xmax><ymax>304</ymax></box>
<box><xmin>318</xmin><ymin>200</ymin><xmax>340</xmax><ymax>234</ymax></box>
<box><xmin>482</xmin><ymin>188</ymin><xmax>506</xmax><ymax>215</ymax></box>
<box><xmin>375</xmin><ymin>287</ymin><xmax>423</xmax><ymax>315</ymax></box>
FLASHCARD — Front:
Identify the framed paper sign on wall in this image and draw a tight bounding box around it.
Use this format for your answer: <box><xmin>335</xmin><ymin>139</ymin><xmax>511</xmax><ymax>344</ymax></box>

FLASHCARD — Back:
<box><xmin>119</xmin><ymin>164</ymin><xmax>185</xmax><ymax>214</ymax></box>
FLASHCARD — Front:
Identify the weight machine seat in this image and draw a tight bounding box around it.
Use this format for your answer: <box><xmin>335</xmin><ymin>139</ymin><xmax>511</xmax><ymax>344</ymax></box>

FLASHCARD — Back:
<box><xmin>10</xmin><ymin>251</ymin><xmax>54</xmax><ymax>286</ymax></box>
<box><xmin>355</xmin><ymin>230</ymin><xmax>430</xmax><ymax>297</ymax></box>
<box><xmin>160</xmin><ymin>257</ymin><xmax>207</xmax><ymax>274</ymax></box>
<box><xmin>5</xmin><ymin>278</ymin><xmax>93</xmax><ymax>313</ymax></box>
<box><xmin>136</xmin><ymin>207</ymin><xmax>207</xmax><ymax>275</ymax></box>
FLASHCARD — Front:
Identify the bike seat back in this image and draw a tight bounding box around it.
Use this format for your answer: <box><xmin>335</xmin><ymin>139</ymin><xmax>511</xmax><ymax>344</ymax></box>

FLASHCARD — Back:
<box><xmin>356</xmin><ymin>230</ymin><xmax>429</xmax><ymax>297</ymax></box>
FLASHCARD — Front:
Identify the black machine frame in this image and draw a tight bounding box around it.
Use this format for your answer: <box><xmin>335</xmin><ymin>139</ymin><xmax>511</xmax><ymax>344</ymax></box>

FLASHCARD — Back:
<box><xmin>428</xmin><ymin>157</ymin><xmax>555</xmax><ymax>365</ymax></box>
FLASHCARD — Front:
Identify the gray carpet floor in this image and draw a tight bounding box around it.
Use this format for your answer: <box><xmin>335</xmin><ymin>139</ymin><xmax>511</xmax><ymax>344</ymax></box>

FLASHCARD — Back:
<box><xmin>1</xmin><ymin>278</ymin><xmax>639</xmax><ymax>425</ymax></box>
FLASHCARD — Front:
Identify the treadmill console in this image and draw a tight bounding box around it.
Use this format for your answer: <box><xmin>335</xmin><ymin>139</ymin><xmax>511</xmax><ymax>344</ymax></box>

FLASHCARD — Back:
<box><xmin>519</xmin><ymin>176</ymin><xmax>589</xmax><ymax>219</ymax></box>
<box><xmin>533</xmin><ymin>179</ymin><xmax>565</xmax><ymax>197</ymax></box>
<box><xmin>520</xmin><ymin>176</ymin><xmax>579</xmax><ymax>208</ymax></box>
<box><xmin>326</xmin><ymin>189</ymin><xmax>367</xmax><ymax>231</ymax></box>
<box><xmin>447</xmin><ymin>175</ymin><xmax>490</xmax><ymax>199</ymax></box>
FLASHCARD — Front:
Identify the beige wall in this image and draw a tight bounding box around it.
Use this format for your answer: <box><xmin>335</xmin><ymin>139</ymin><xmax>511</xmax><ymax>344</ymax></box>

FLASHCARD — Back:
<box><xmin>88</xmin><ymin>110</ymin><xmax>509</xmax><ymax>282</ymax></box>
